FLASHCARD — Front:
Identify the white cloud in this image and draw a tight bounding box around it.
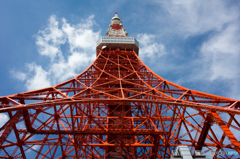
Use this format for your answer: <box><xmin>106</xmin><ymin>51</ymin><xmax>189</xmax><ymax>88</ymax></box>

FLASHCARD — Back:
<box><xmin>0</xmin><ymin>113</ymin><xmax>9</xmax><ymax>136</ymax></box>
<box><xmin>10</xmin><ymin>71</ymin><xmax>27</xmax><ymax>81</ymax></box>
<box><xmin>0</xmin><ymin>113</ymin><xmax>9</xmax><ymax>128</ymax></box>
<box><xmin>62</xmin><ymin>15</ymin><xmax>99</xmax><ymax>52</ymax></box>
<box><xmin>36</xmin><ymin>15</ymin><xmax>65</xmax><ymax>62</ymax></box>
<box><xmin>0</xmin><ymin>113</ymin><xmax>9</xmax><ymax>127</ymax></box>
<box><xmin>49</xmin><ymin>52</ymin><xmax>95</xmax><ymax>83</ymax></box>
<box><xmin>159</xmin><ymin>0</ymin><xmax>239</xmax><ymax>37</ymax></box>
<box><xmin>26</xmin><ymin>145</ymin><xmax>40</xmax><ymax>153</ymax></box>
<box><xmin>200</xmin><ymin>24</ymin><xmax>240</xmax><ymax>81</ymax></box>
<box><xmin>192</xmin><ymin>24</ymin><xmax>240</xmax><ymax>99</ymax></box>
<box><xmin>151</xmin><ymin>0</ymin><xmax>240</xmax><ymax>99</ymax></box>
<box><xmin>25</xmin><ymin>63</ymin><xmax>51</xmax><ymax>91</ymax></box>
<box><xmin>137</xmin><ymin>33</ymin><xmax>166</xmax><ymax>59</ymax></box>
<box><xmin>13</xmin><ymin>15</ymin><xmax>101</xmax><ymax>91</ymax></box>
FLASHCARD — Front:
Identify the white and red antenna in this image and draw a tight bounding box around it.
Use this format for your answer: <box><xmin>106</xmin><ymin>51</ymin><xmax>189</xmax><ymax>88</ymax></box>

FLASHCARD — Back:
<box><xmin>106</xmin><ymin>12</ymin><xmax>128</xmax><ymax>37</ymax></box>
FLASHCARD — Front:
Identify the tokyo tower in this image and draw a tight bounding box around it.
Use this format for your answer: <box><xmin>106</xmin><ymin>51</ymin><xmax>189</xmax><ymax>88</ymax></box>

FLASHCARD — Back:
<box><xmin>0</xmin><ymin>12</ymin><xmax>240</xmax><ymax>159</ymax></box>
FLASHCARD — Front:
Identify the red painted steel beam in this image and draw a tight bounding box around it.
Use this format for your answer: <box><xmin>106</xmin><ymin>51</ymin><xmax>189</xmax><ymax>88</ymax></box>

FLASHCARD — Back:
<box><xmin>0</xmin><ymin>111</ymin><xmax>22</xmax><ymax>146</ymax></box>
<box><xmin>195</xmin><ymin>114</ymin><xmax>213</xmax><ymax>150</ymax></box>
<box><xmin>0</xmin><ymin>43</ymin><xmax>240</xmax><ymax>158</ymax></box>
<box><xmin>211</xmin><ymin>112</ymin><xmax>240</xmax><ymax>152</ymax></box>
<box><xmin>1</xmin><ymin>99</ymin><xmax>240</xmax><ymax>115</ymax></box>
<box><xmin>18</xmin><ymin>129</ymin><xmax>167</xmax><ymax>135</ymax></box>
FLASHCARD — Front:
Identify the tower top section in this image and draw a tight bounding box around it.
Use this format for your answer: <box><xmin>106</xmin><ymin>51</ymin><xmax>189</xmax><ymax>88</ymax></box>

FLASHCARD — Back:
<box><xmin>106</xmin><ymin>12</ymin><xmax>128</xmax><ymax>37</ymax></box>
<box><xmin>96</xmin><ymin>12</ymin><xmax>139</xmax><ymax>55</ymax></box>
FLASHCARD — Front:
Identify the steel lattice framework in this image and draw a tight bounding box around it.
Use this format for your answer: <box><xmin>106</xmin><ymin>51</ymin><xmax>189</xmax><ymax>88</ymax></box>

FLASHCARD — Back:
<box><xmin>1</xmin><ymin>13</ymin><xmax>240</xmax><ymax>159</ymax></box>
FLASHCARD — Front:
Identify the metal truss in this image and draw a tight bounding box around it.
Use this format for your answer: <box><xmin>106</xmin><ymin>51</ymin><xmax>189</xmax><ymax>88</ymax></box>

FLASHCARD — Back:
<box><xmin>0</xmin><ymin>48</ymin><xmax>240</xmax><ymax>158</ymax></box>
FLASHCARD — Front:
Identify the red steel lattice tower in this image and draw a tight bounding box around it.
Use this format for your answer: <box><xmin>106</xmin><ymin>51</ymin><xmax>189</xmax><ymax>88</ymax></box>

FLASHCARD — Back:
<box><xmin>0</xmin><ymin>12</ymin><xmax>240</xmax><ymax>159</ymax></box>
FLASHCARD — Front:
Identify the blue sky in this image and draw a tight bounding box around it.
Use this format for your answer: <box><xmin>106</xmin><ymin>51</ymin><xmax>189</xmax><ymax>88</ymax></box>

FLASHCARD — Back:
<box><xmin>0</xmin><ymin>0</ymin><xmax>240</xmax><ymax>157</ymax></box>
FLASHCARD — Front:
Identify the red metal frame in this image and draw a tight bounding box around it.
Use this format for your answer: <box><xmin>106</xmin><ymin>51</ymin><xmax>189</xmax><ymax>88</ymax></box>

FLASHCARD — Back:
<box><xmin>1</xmin><ymin>12</ymin><xmax>240</xmax><ymax>158</ymax></box>
<box><xmin>0</xmin><ymin>48</ymin><xmax>240</xmax><ymax>158</ymax></box>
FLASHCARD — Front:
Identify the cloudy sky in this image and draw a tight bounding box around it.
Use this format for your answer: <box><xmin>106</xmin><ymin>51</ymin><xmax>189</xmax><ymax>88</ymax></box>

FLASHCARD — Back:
<box><xmin>0</xmin><ymin>0</ymin><xmax>240</xmax><ymax>157</ymax></box>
